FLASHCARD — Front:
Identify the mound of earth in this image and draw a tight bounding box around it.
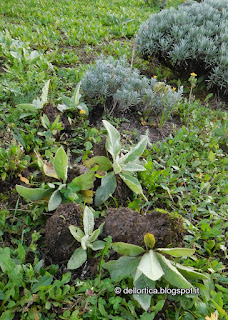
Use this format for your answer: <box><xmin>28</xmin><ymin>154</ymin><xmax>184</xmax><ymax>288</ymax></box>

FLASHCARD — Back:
<box><xmin>102</xmin><ymin>207</ymin><xmax>184</xmax><ymax>248</ymax></box>
<box><xmin>44</xmin><ymin>203</ymin><xmax>83</xmax><ymax>264</ymax></box>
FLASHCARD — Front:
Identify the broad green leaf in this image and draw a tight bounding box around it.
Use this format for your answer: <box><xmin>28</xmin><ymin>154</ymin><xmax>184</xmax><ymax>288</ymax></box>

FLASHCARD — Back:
<box><xmin>208</xmin><ymin>150</ymin><xmax>215</xmax><ymax>162</ymax></box>
<box><xmin>137</xmin><ymin>251</ymin><xmax>164</xmax><ymax>281</ymax></box>
<box><xmin>210</xmin><ymin>299</ymin><xmax>228</xmax><ymax>318</ymax></box>
<box><xmin>120</xmin><ymin>136</ymin><xmax>148</xmax><ymax>163</ymax></box>
<box><xmin>17</xmin><ymin>244</ymin><xmax>26</xmax><ymax>263</ymax></box>
<box><xmin>102</xmin><ymin>120</ymin><xmax>121</xmax><ymax>159</ymax></box>
<box><xmin>17</xmin><ymin>103</ymin><xmax>39</xmax><ymax>112</ymax></box>
<box><xmin>133</xmin><ymin>273</ymin><xmax>156</xmax><ymax>311</ymax></box>
<box><xmin>113</xmin><ymin>157</ymin><xmax>122</xmax><ymax>174</ymax></box>
<box><xmin>48</xmin><ymin>189</ymin><xmax>62</xmax><ymax>211</ymax></box>
<box><xmin>84</xmin><ymin>156</ymin><xmax>112</xmax><ymax>171</ymax></box>
<box><xmin>29</xmin><ymin>50</ymin><xmax>40</xmax><ymax>62</ymax></box>
<box><xmin>0</xmin><ymin>310</ymin><xmax>14</xmax><ymax>320</ymax></box>
<box><xmin>112</xmin><ymin>242</ymin><xmax>145</xmax><ymax>256</ymax></box>
<box><xmin>41</xmin><ymin>113</ymin><xmax>50</xmax><ymax>129</ymax></box>
<box><xmin>0</xmin><ymin>247</ymin><xmax>15</xmax><ymax>273</ymax></box>
<box><xmin>72</xmin><ymin>82</ymin><xmax>81</xmax><ymax>106</ymax></box>
<box><xmin>95</xmin><ymin>171</ymin><xmax>117</xmax><ymax>206</ymax></box>
<box><xmin>83</xmin><ymin>206</ymin><xmax>94</xmax><ymax>235</ymax></box>
<box><xmin>90</xmin><ymin>240</ymin><xmax>105</xmax><ymax>250</ymax></box>
<box><xmin>57</xmin><ymin>104</ymin><xmax>68</xmax><ymax>112</ymax></box>
<box><xmin>157</xmin><ymin>248</ymin><xmax>195</xmax><ymax>257</ymax></box>
<box><xmin>62</xmin><ymin>96</ymin><xmax>75</xmax><ymax>109</ymax></box>
<box><xmin>41</xmin><ymin>79</ymin><xmax>50</xmax><ymax>103</ymax></box>
<box><xmin>121</xmin><ymin>163</ymin><xmax>146</xmax><ymax>172</ymax></box>
<box><xmin>88</xmin><ymin>222</ymin><xmax>105</xmax><ymax>243</ymax></box>
<box><xmin>156</xmin><ymin>253</ymin><xmax>192</xmax><ymax>289</ymax></box>
<box><xmin>104</xmin><ymin>256</ymin><xmax>141</xmax><ymax>281</ymax></box>
<box><xmin>71</xmin><ymin>172</ymin><xmax>95</xmax><ymax>190</ymax></box>
<box><xmin>119</xmin><ymin>172</ymin><xmax>146</xmax><ymax>200</ymax></box>
<box><xmin>31</xmin><ymin>274</ymin><xmax>53</xmax><ymax>293</ymax></box>
<box><xmin>54</xmin><ymin>146</ymin><xmax>68</xmax><ymax>183</ymax></box>
<box><xmin>175</xmin><ymin>263</ymin><xmax>208</xmax><ymax>280</ymax></box>
<box><xmin>16</xmin><ymin>185</ymin><xmax>52</xmax><ymax>201</ymax></box>
<box><xmin>67</xmin><ymin>247</ymin><xmax>87</xmax><ymax>270</ymax></box>
<box><xmin>69</xmin><ymin>225</ymin><xmax>85</xmax><ymax>242</ymax></box>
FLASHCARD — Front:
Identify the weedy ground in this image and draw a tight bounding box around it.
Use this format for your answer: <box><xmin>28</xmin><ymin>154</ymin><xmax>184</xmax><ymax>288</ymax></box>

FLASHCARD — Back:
<box><xmin>0</xmin><ymin>0</ymin><xmax>227</xmax><ymax>319</ymax></box>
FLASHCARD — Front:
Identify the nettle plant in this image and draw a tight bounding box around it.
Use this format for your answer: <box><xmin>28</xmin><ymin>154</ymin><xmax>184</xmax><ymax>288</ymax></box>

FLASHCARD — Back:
<box><xmin>104</xmin><ymin>234</ymin><xmax>208</xmax><ymax>311</ymax></box>
<box><xmin>85</xmin><ymin>120</ymin><xmax>149</xmax><ymax>206</ymax></box>
<box><xmin>67</xmin><ymin>206</ymin><xmax>105</xmax><ymax>270</ymax></box>
<box><xmin>16</xmin><ymin>80</ymin><xmax>50</xmax><ymax>119</ymax></box>
<box><xmin>57</xmin><ymin>82</ymin><xmax>88</xmax><ymax>115</ymax></box>
<box><xmin>136</xmin><ymin>0</ymin><xmax>228</xmax><ymax>93</ymax></box>
<box><xmin>16</xmin><ymin>147</ymin><xmax>95</xmax><ymax>211</ymax></box>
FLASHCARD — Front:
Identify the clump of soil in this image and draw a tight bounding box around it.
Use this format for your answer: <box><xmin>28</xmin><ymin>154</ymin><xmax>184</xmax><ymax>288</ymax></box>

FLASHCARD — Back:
<box><xmin>44</xmin><ymin>203</ymin><xmax>83</xmax><ymax>264</ymax></box>
<box><xmin>102</xmin><ymin>207</ymin><xmax>184</xmax><ymax>248</ymax></box>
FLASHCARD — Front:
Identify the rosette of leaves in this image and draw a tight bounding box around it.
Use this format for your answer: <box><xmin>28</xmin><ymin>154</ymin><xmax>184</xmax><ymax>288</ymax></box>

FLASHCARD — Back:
<box><xmin>57</xmin><ymin>82</ymin><xmax>88</xmax><ymax>115</ymax></box>
<box><xmin>16</xmin><ymin>80</ymin><xmax>50</xmax><ymax>119</ymax></box>
<box><xmin>85</xmin><ymin>120</ymin><xmax>149</xmax><ymax>206</ymax></box>
<box><xmin>16</xmin><ymin>147</ymin><xmax>95</xmax><ymax>211</ymax></box>
<box><xmin>104</xmin><ymin>234</ymin><xmax>208</xmax><ymax>311</ymax></box>
<box><xmin>67</xmin><ymin>206</ymin><xmax>105</xmax><ymax>270</ymax></box>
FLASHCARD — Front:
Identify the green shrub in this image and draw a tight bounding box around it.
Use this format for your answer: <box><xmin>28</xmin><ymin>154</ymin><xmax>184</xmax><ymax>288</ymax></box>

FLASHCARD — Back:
<box><xmin>81</xmin><ymin>56</ymin><xmax>183</xmax><ymax>117</ymax></box>
<box><xmin>136</xmin><ymin>0</ymin><xmax>228</xmax><ymax>93</ymax></box>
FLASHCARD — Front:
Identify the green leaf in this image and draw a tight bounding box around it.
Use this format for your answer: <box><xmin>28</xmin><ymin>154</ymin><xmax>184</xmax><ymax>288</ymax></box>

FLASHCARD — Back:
<box><xmin>16</xmin><ymin>103</ymin><xmax>39</xmax><ymax>112</ymax></box>
<box><xmin>67</xmin><ymin>247</ymin><xmax>87</xmax><ymax>270</ymax></box>
<box><xmin>88</xmin><ymin>222</ymin><xmax>105</xmax><ymax>243</ymax></box>
<box><xmin>133</xmin><ymin>273</ymin><xmax>155</xmax><ymax>311</ymax></box>
<box><xmin>41</xmin><ymin>79</ymin><xmax>50</xmax><ymax>103</ymax></box>
<box><xmin>102</xmin><ymin>120</ymin><xmax>121</xmax><ymax>160</ymax></box>
<box><xmin>208</xmin><ymin>150</ymin><xmax>215</xmax><ymax>162</ymax></box>
<box><xmin>119</xmin><ymin>172</ymin><xmax>146</xmax><ymax>199</ymax></box>
<box><xmin>84</xmin><ymin>156</ymin><xmax>113</xmax><ymax>171</ymax></box>
<box><xmin>69</xmin><ymin>225</ymin><xmax>85</xmax><ymax>242</ymax></box>
<box><xmin>72</xmin><ymin>82</ymin><xmax>81</xmax><ymax>106</ymax></box>
<box><xmin>62</xmin><ymin>96</ymin><xmax>75</xmax><ymax>109</ymax></box>
<box><xmin>48</xmin><ymin>189</ymin><xmax>62</xmax><ymax>211</ymax></box>
<box><xmin>156</xmin><ymin>253</ymin><xmax>192</xmax><ymax>288</ymax></box>
<box><xmin>81</xmin><ymin>234</ymin><xmax>90</xmax><ymax>250</ymax></box>
<box><xmin>104</xmin><ymin>256</ymin><xmax>141</xmax><ymax>281</ymax></box>
<box><xmin>0</xmin><ymin>247</ymin><xmax>15</xmax><ymax>273</ymax></box>
<box><xmin>95</xmin><ymin>171</ymin><xmax>117</xmax><ymax>206</ymax></box>
<box><xmin>112</xmin><ymin>242</ymin><xmax>145</xmax><ymax>256</ymax></box>
<box><xmin>70</xmin><ymin>172</ymin><xmax>95</xmax><ymax>190</ymax></box>
<box><xmin>17</xmin><ymin>244</ymin><xmax>26</xmax><ymax>263</ymax></box>
<box><xmin>120</xmin><ymin>135</ymin><xmax>148</xmax><ymax>163</ymax></box>
<box><xmin>90</xmin><ymin>240</ymin><xmax>105</xmax><ymax>250</ymax></box>
<box><xmin>54</xmin><ymin>146</ymin><xmax>68</xmax><ymax>183</ymax></box>
<box><xmin>210</xmin><ymin>299</ymin><xmax>228</xmax><ymax>319</ymax></box>
<box><xmin>0</xmin><ymin>310</ymin><xmax>14</xmax><ymax>320</ymax></box>
<box><xmin>175</xmin><ymin>263</ymin><xmax>208</xmax><ymax>280</ymax></box>
<box><xmin>16</xmin><ymin>185</ymin><xmax>52</xmax><ymax>201</ymax></box>
<box><xmin>31</xmin><ymin>274</ymin><xmax>53</xmax><ymax>293</ymax></box>
<box><xmin>156</xmin><ymin>248</ymin><xmax>195</xmax><ymax>257</ymax></box>
<box><xmin>83</xmin><ymin>206</ymin><xmax>94</xmax><ymax>235</ymax></box>
<box><xmin>137</xmin><ymin>251</ymin><xmax>164</xmax><ymax>281</ymax></box>
<box><xmin>122</xmin><ymin>163</ymin><xmax>146</xmax><ymax>172</ymax></box>
<box><xmin>0</xmin><ymin>289</ymin><xmax>5</xmax><ymax>300</ymax></box>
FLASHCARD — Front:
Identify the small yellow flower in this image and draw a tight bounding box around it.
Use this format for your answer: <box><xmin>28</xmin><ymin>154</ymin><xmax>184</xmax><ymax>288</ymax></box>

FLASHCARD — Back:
<box><xmin>153</xmin><ymin>75</ymin><xmax>157</xmax><ymax>79</ymax></box>
<box><xmin>80</xmin><ymin>110</ymin><xmax>86</xmax><ymax>114</ymax></box>
<box><xmin>205</xmin><ymin>311</ymin><xmax>218</xmax><ymax>320</ymax></box>
<box><xmin>190</xmin><ymin>72</ymin><xmax>197</xmax><ymax>77</ymax></box>
<box><xmin>173</xmin><ymin>87</ymin><xmax>176</xmax><ymax>91</ymax></box>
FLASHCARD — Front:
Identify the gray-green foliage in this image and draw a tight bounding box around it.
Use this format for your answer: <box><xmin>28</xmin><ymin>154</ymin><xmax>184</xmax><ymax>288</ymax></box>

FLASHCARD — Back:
<box><xmin>81</xmin><ymin>56</ymin><xmax>183</xmax><ymax>114</ymax></box>
<box><xmin>136</xmin><ymin>0</ymin><xmax>228</xmax><ymax>92</ymax></box>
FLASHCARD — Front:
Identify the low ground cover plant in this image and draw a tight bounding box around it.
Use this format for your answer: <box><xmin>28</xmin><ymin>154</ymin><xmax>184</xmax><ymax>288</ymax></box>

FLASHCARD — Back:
<box><xmin>136</xmin><ymin>0</ymin><xmax>228</xmax><ymax>93</ymax></box>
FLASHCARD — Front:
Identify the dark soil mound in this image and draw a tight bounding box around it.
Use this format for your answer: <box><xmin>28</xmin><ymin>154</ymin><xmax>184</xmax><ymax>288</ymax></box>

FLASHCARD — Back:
<box><xmin>44</xmin><ymin>203</ymin><xmax>83</xmax><ymax>264</ymax></box>
<box><xmin>102</xmin><ymin>207</ymin><xmax>184</xmax><ymax>248</ymax></box>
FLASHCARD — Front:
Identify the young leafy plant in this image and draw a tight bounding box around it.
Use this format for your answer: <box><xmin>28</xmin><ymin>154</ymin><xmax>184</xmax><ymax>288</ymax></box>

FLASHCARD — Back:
<box><xmin>16</xmin><ymin>146</ymin><xmax>95</xmax><ymax>211</ymax></box>
<box><xmin>16</xmin><ymin>80</ymin><xmax>50</xmax><ymax>118</ymax></box>
<box><xmin>104</xmin><ymin>234</ymin><xmax>208</xmax><ymax>311</ymax></box>
<box><xmin>57</xmin><ymin>82</ymin><xmax>88</xmax><ymax>115</ymax></box>
<box><xmin>85</xmin><ymin>120</ymin><xmax>149</xmax><ymax>206</ymax></box>
<box><xmin>67</xmin><ymin>206</ymin><xmax>105</xmax><ymax>270</ymax></box>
